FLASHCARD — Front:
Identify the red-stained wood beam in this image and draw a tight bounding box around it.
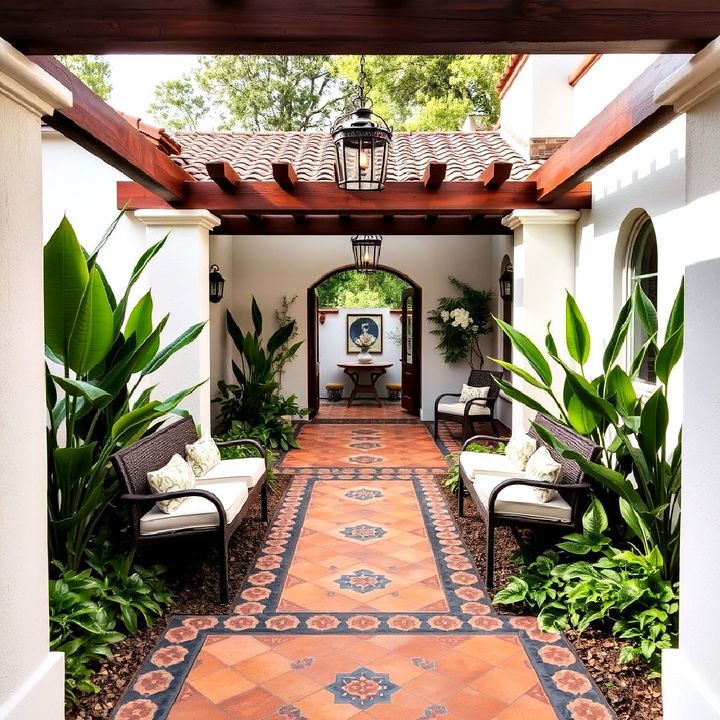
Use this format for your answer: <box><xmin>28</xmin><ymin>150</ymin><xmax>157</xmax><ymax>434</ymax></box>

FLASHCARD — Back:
<box><xmin>206</xmin><ymin>161</ymin><xmax>239</xmax><ymax>191</ymax></box>
<box><xmin>272</xmin><ymin>162</ymin><xmax>298</xmax><ymax>190</ymax></box>
<box><xmin>5</xmin><ymin>3</ymin><xmax>719</xmax><ymax>55</ymax></box>
<box><xmin>212</xmin><ymin>215</ymin><xmax>512</xmax><ymax>236</ymax></box>
<box><xmin>422</xmin><ymin>163</ymin><xmax>447</xmax><ymax>189</ymax></box>
<box><xmin>530</xmin><ymin>53</ymin><xmax>691</xmax><ymax>202</ymax></box>
<box><xmin>32</xmin><ymin>56</ymin><xmax>192</xmax><ymax>202</ymax></box>
<box><xmin>118</xmin><ymin>180</ymin><xmax>592</xmax><ymax>215</ymax></box>
<box><xmin>568</xmin><ymin>54</ymin><xmax>603</xmax><ymax>86</ymax></box>
<box><xmin>478</xmin><ymin>162</ymin><xmax>513</xmax><ymax>189</ymax></box>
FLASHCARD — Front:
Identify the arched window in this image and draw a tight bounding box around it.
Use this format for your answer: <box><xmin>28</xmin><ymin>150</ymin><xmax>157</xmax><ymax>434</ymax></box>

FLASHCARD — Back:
<box><xmin>627</xmin><ymin>214</ymin><xmax>658</xmax><ymax>383</ymax></box>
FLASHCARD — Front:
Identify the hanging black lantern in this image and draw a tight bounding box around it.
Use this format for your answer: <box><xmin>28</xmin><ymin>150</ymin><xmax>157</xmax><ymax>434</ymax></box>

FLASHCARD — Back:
<box><xmin>352</xmin><ymin>234</ymin><xmax>382</xmax><ymax>274</ymax></box>
<box><xmin>332</xmin><ymin>55</ymin><xmax>392</xmax><ymax>191</ymax></box>
<box><xmin>209</xmin><ymin>264</ymin><xmax>225</xmax><ymax>303</ymax></box>
<box><xmin>498</xmin><ymin>264</ymin><xmax>514</xmax><ymax>302</ymax></box>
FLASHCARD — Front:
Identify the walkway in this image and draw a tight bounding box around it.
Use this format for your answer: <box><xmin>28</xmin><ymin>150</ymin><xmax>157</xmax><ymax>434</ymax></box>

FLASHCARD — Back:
<box><xmin>111</xmin><ymin>419</ymin><xmax>616</xmax><ymax>720</ymax></box>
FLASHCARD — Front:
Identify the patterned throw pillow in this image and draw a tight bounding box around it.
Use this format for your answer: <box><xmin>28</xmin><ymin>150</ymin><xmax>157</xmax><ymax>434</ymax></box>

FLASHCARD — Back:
<box><xmin>147</xmin><ymin>454</ymin><xmax>195</xmax><ymax>513</ymax></box>
<box><xmin>185</xmin><ymin>437</ymin><xmax>221</xmax><ymax>477</ymax></box>
<box><xmin>505</xmin><ymin>433</ymin><xmax>537</xmax><ymax>470</ymax></box>
<box><xmin>458</xmin><ymin>384</ymin><xmax>490</xmax><ymax>405</ymax></box>
<box><xmin>526</xmin><ymin>445</ymin><xmax>563</xmax><ymax>502</ymax></box>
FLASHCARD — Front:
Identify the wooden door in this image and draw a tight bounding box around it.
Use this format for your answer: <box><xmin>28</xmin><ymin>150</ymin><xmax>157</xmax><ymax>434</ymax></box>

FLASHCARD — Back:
<box><xmin>306</xmin><ymin>287</ymin><xmax>320</xmax><ymax>418</ymax></box>
<box><xmin>401</xmin><ymin>287</ymin><xmax>421</xmax><ymax>415</ymax></box>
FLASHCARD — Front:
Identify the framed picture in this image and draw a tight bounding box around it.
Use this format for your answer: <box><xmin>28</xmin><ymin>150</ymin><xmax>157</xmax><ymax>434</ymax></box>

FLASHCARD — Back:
<box><xmin>347</xmin><ymin>314</ymin><xmax>383</xmax><ymax>354</ymax></box>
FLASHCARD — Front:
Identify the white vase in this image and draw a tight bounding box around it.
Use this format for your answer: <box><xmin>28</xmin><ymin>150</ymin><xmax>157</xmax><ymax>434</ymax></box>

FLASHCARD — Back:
<box><xmin>357</xmin><ymin>349</ymin><xmax>373</xmax><ymax>363</ymax></box>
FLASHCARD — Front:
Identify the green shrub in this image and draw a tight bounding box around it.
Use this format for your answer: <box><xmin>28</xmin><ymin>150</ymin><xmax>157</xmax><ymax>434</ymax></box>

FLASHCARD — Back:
<box><xmin>50</xmin><ymin>547</ymin><xmax>172</xmax><ymax>706</ymax></box>
<box><xmin>494</xmin><ymin>499</ymin><xmax>678</xmax><ymax>673</ymax></box>
<box><xmin>214</xmin><ymin>420</ymin><xmax>282</xmax><ymax>488</ymax></box>
<box><xmin>442</xmin><ymin>442</ymin><xmax>505</xmax><ymax>492</ymax></box>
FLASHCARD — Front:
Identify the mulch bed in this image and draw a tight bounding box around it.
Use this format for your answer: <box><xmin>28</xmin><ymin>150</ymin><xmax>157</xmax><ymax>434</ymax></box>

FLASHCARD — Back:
<box><xmin>437</xmin><ymin>478</ymin><xmax>663</xmax><ymax>720</ymax></box>
<box><xmin>68</xmin><ymin>472</ymin><xmax>293</xmax><ymax>720</ymax></box>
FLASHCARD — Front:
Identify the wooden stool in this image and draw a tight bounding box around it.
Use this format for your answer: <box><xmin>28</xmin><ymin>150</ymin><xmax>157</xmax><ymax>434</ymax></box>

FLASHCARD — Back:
<box><xmin>386</xmin><ymin>382</ymin><xmax>401</xmax><ymax>401</ymax></box>
<box><xmin>326</xmin><ymin>382</ymin><xmax>344</xmax><ymax>402</ymax></box>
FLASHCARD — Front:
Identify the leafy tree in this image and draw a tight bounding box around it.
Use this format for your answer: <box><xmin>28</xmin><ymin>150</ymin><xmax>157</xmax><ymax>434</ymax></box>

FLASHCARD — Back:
<box><xmin>57</xmin><ymin>55</ymin><xmax>112</xmax><ymax>99</ymax></box>
<box><xmin>316</xmin><ymin>271</ymin><xmax>409</xmax><ymax>308</ymax></box>
<box><xmin>331</xmin><ymin>55</ymin><xmax>508</xmax><ymax>130</ymax></box>
<box><xmin>148</xmin><ymin>76</ymin><xmax>209</xmax><ymax>131</ymax></box>
<box><xmin>149</xmin><ymin>55</ymin><xmax>347</xmax><ymax>131</ymax></box>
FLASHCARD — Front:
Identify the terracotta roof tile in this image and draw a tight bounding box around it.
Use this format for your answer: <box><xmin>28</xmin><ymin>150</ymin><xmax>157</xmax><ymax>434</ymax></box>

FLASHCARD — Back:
<box><xmin>169</xmin><ymin>130</ymin><xmax>538</xmax><ymax>183</ymax></box>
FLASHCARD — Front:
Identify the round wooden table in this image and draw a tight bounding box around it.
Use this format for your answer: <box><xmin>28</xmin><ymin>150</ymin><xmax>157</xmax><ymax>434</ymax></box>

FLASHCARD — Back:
<box><xmin>337</xmin><ymin>361</ymin><xmax>394</xmax><ymax>407</ymax></box>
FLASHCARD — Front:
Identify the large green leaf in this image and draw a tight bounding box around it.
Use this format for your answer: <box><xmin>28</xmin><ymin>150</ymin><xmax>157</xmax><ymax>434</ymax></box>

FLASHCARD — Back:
<box><xmin>655</xmin><ymin>327</ymin><xmax>683</xmax><ymax>386</ymax></box>
<box><xmin>494</xmin><ymin>376</ymin><xmax>552</xmax><ymax>416</ymax></box>
<box><xmin>665</xmin><ymin>278</ymin><xmax>684</xmax><ymax>343</ymax></box>
<box><xmin>226</xmin><ymin>310</ymin><xmax>244</xmax><ymax>353</ymax></box>
<box><xmin>563</xmin><ymin>369</ymin><xmax>618</xmax><ymax>425</ymax></box>
<box><xmin>639</xmin><ymin>389</ymin><xmax>669</xmax><ymax>455</ymax></box>
<box><xmin>142</xmin><ymin>321</ymin><xmax>206</xmax><ymax>376</ymax></box>
<box><xmin>488</xmin><ymin>357</ymin><xmax>548</xmax><ymax>390</ymax></box>
<box><xmin>605</xmin><ymin>366</ymin><xmax>638</xmax><ymax>419</ymax></box>
<box><xmin>633</xmin><ymin>283</ymin><xmax>658</xmax><ymax>338</ymax></box>
<box><xmin>267</xmin><ymin>321</ymin><xmax>296</xmax><ymax>355</ymax></box>
<box><xmin>51</xmin><ymin>444</ymin><xmax>96</xmax><ymax>517</ymax></box>
<box><xmin>52</xmin><ymin>376</ymin><xmax>111</xmax><ymax>408</ymax></box>
<box><xmin>251</xmin><ymin>296</ymin><xmax>263</xmax><ymax>337</ymax></box>
<box><xmin>582</xmin><ymin>497</ymin><xmax>608</xmax><ymax>536</ymax></box>
<box><xmin>494</xmin><ymin>316</ymin><xmax>552</xmax><ymax>386</ymax></box>
<box><xmin>125</xmin><ymin>292</ymin><xmax>160</xmax><ymax>371</ymax></box>
<box><xmin>565</xmin><ymin>292</ymin><xmax>590</xmax><ymax>366</ymax></box>
<box><xmin>566</xmin><ymin>393</ymin><xmax>598</xmax><ymax>435</ymax></box>
<box><xmin>629</xmin><ymin>336</ymin><xmax>655</xmax><ymax>379</ymax></box>
<box><xmin>603</xmin><ymin>294</ymin><xmax>633</xmax><ymax>372</ymax></box>
<box><xmin>67</xmin><ymin>267</ymin><xmax>114</xmax><ymax>375</ymax></box>
<box><xmin>111</xmin><ymin>401</ymin><xmax>161</xmax><ymax>440</ymax></box>
<box><xmin>86</xmin><ymin>208</ymin><xmax>125</xmax><ymax>270</ymax></box>
<box><xmin>44</xmin><ymin>216</ymin><xmax>89</xmax><ymax>362</ymax></box>
<box><xmin>619</xmin><ymin>498</ymin><xmax>652</xmax><ymax>550</ymax></box>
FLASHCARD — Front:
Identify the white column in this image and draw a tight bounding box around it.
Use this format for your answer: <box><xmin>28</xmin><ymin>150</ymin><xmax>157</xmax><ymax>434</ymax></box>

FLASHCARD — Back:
<box><xmin>0</xmin><ymin>39</ymin><xmax>71</xmax><ymax>719</ymax></box>
<box><xmin>655</xmin><ymin>39</ymin><xmax>720</xmax><ymax>719</ymax></box>
<box><xmin>134</xmin><ymin>209</ymin><xmax>220</xmax><ymax>433</ymax></box>
<box><xmin>501</xmin><ymin>210</ymin><xmax>579</xmax><ymax>430</ymax></box>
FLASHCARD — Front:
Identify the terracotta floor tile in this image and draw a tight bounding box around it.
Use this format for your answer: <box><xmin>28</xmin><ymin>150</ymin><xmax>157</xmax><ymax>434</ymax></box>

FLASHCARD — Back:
<box><xmin>186</xmin><ymin>652</ymin><xmax>229</xmax><ymax>682</ymax></box>
<box><xmin>167</xmin><ymin>691</ymin><xmax>233</xmax><ymax>720</ymax></box>
<box><xmin>220</xmin><ymin>687</ymin><xmax>284</xmax><ymax>720</ymax></box>
<box><xmin>234</xmin><ymin>650</ymin><xmax>294</xmax><ymax>683</ymax></box>
<box><xmin>364</xmin><ymin>688</ymin><xmax>437</xmax><ymax>720</ymax></box>
<box><xmin>189</xmin><ymin>667</ymin><xmax>256</xmax><ymax>704</ymax></box>
<box><xmin>294</xmin><ymin>688</ymin><xmax>362</xmax><ymax>719</ymax></box>
<box><xmin>435</xmin><ymin>650</ymin><xmax>494</xmax><ymax>684</ymax></box>
<box><xmin>401</xmin><ymin>669</ymin><xmax>465</xmax><ymax>700</ymax></box>
<box><xmin>442</xmin><ymin>686</ymin><xmax>509</xmax><ymax>720</ymax></box>
<box><xmin>261</xmin><ymin>669</ymin><xmax>324</xmax><ymax>704</ymax></box>
<box><xmin>454</xmin><ymin>635</ymin><xmax>522</xmax><ymax>664</ymax></box>
<box><xmin>204</xmin><ymin>635</ymin><xmax>270</xmax><ymax>665</ymax></box>
<box><xmin>492</xmin><ymin>693</ymin><xmax>560</xmax><ymax>720</ymax></box>
<box><xmin>470</xmin><ymin>666</ymin><xmax>538</xmax><ymax>704</ymax></box>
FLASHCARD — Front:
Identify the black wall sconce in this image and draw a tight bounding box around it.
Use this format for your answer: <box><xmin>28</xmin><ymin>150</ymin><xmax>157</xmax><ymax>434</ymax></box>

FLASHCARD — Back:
<box><xmin>498</xmin><ymin>264</ymin><xmax>513</xmax><ymax>302</ymax></box>
<box><xmin>209</xmin><ymin>264</ymin><xmax>225</xmax><ymax>303</ymax></box>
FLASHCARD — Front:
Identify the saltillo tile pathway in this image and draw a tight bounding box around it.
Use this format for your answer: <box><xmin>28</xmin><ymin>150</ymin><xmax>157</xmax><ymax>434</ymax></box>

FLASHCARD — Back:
<box><xmin>111</xmin><ymin>421</ymin><xmax>616</xmax><ymax>720</ymax></box>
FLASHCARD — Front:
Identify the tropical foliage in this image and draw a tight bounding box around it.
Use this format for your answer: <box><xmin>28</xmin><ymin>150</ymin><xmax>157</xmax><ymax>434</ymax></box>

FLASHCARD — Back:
<box><xmin>490</xmin><ymin>282</ymin><xmax>683</xmax><ymax>581</ymax></box>
<box><xmin>494</xmin><ymin>499</ymin><xmax>678</xmax><ymax>673</ymax></box>
<box><xmin>44</xmin><ymin>215</ymin><xmax>206</xmax><ymax>571</ymax></box>
<box><xmin>316</xmin><ymin>270</ymin><xmax>409</xmax><ymax>308</ymax></box>
<box><xmin>428</xmin><ymin>276</ymin><xmax>494</xmax><ymax>368</ymax></box>
<box><xmin>57</xmin><ymin>55</ymin><xmax>112</xmax><ymax>99</ymax></box>
<box><xmin>443</xmin><ymin>442</ymin><xmax>505</xmax><ymax>492</ymax></box>
<box><xmin>214</xmin><ymin>299</ymin><xmax>308</xmax><ymax>451</ymax></box>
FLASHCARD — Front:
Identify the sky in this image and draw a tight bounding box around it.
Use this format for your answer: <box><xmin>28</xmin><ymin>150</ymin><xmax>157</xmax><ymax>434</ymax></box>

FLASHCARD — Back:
<box><xmin>107</xmin><ymin>54</ymin><xmax>199</xmax><ymax>124</ymax></box>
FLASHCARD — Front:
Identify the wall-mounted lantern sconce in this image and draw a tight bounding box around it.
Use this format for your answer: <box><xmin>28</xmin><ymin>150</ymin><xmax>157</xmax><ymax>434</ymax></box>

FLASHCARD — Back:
<box><xmin>498</xmin><ymin>264</ymin><xmax>513</xmax><ymax>302</ymax></box>
<box><xmin>209</xmin><ymin>264</ymin><xmax>225</xmax><ymax>303</ymax></box>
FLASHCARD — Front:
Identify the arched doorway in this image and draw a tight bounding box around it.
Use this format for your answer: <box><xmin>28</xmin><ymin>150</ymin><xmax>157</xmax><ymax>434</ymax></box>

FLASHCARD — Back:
<box><xmin>306</xmin><ymin>264</ymin><xmax>422</xmax><ymax>418</ymax></box>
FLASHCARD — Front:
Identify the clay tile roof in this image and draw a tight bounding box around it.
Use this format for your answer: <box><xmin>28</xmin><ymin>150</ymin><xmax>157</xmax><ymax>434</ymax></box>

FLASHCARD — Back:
<box><xmin>169</xmin><ymin>130</ymin><xmax>539</xmax><ymax>182</ymax></box>
<box><xmin>496</xmin><ymin>54</ymin><xmax>528</xmax><ymax>98</ymax></box>
<box><xmin>118</xmin><ymin>111</ymin><xmax>182</xmax><ymax>156</ymax></box>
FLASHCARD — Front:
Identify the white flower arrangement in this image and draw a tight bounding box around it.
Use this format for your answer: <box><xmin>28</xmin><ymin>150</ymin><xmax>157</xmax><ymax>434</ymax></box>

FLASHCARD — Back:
<box><xmin>445</xmin><ymin>307</ymin><xmax>473</xmax><ymax>330</ymax></box>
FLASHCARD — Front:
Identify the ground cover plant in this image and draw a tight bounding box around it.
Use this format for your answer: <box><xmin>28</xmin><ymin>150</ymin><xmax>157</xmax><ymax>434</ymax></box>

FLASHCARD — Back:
<box><xmin>44</xmin><ymin>214</ymin><xmax>204</xmax><ymax>704</ymax></box>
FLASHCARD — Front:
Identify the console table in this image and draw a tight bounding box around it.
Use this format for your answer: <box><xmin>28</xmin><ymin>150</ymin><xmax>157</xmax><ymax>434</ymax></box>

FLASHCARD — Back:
<box><xmin>337</xmin><ymin>361</ymin><xmax>394</xmax><ymax>407</ymax></box>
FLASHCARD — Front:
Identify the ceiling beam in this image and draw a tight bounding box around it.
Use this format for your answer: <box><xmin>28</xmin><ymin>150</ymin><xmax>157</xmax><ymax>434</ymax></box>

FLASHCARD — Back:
<box><xmin>32</xmin><ymin>55</ymin><xmax>192</xmax><ymax>202</ymax></box>
<box><xmin>478</xmin><ymin>162</ymin><xmax>513</xmax><ymax>189</ymax></box>
<box><xmin>206</xmin><ymin>161</ymin><xmax>240</xmax><ymax>192</ymax></box>
<box><xmin>272</xmin><ymin>162</ymin><xmax>298</xmax><ymax>191</ymax></box>
<box><xmin>422</xmin><ymin>163</ymin><xmax>447</xmax><ymax>190</ymax></box>
<box><xmin>213</xmin><ymin>215</ymin><xmax>512</xmax><ymax>236</ymax></box>
<box><xmin>118</xmin><ymin>180</ymin><xmax>592</xmax><ymax>215</ymax></box>
<box><xmin>4</xmin><ymin>3</ymin><xmax>719</xmax><ymax>54</ymax></box>
<box><xmin>530</xmin><ymin>53</ymin><xmax>691</xmax><ymax>202</ymax></box>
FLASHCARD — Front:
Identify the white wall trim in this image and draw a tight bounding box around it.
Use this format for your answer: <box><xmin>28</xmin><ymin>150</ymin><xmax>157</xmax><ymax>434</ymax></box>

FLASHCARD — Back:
<box><xmin>501</xmin><ymin>209</ymin><xmax>580</xmax><ymax>230</ymax></box>
<box><xmin>134</xmin><ymin>209</ymin><xmax>221</xmax><ymax>231</ymax></box>
<box><xmin>0</xmin><ymin>37</ymin><xmax>71</xmax><ymax>116</ymax></box>
<box><xmin>0</xmin><ymin>652</ymin><xmax>64</xmax><ymax>720</ymax></box>
<box><xmin>655</xmin><ymin>36</ymin><xmax>720</xmax><ymax>113</ymax></box>
<box><xmin>663</xmin><ymin>649</ymin><xmax>720</xmax><ymax>718</ymax></box>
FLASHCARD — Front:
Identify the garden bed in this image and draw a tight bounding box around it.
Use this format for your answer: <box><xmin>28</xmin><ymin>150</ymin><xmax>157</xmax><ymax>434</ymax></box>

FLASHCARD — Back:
<box><xmin>437</xmin><ymin>479</ymin><xmax>663</xmax><ymax>720</ymax></box>
<box><xmin>69</xmin><ymin>473</ymin><xmax>293</xmax><ymax>720</ymax></box>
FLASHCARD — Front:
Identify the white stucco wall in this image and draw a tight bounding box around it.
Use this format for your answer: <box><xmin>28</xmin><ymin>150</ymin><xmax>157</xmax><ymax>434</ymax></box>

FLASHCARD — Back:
<box><xmin>318</xmin><ymin>308</ymin><xmax>403</xmax><ymax>396</ymax></box>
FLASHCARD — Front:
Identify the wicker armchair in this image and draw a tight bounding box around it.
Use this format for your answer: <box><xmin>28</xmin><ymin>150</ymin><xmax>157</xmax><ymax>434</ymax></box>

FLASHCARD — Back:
<box><xmin>110</xmin><ymin>416</ymin><xmax>268</xmax><ymax>603</ymax></box>
<box><xmin>433</xmin><ymin>369</ymin><xmax>503</xmax><ymax>441</ymax></box>
<box><xmin>458</xmin><ymin>413</ymin><xmax>601</xmax><ymax>588</ymax></box>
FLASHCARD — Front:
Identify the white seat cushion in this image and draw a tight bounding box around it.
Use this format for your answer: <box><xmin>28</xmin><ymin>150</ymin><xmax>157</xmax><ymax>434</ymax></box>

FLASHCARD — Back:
<box><xmin>196</xmin><ymin>457</ymin><xmax>265</xmax><ymax>488</ymax></box>
<box><xmin>438</xmin><ymin>401</ymin><xmax>490</xmax><ymax>417</ymax></box>
<box><xmin>139</xmin><ymin>480</ymin><xmax>249</xmax><ymax>536</ymax></box>
<box><xmin>460</xmin><ymin>451</ymin><xmax>516</xmax><ymax>479</ymax></box>
<box><xmin>472</xmin><ymin>473</ymin><xmax>572</xmax><ymax>522</ymax></box>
